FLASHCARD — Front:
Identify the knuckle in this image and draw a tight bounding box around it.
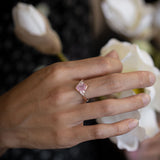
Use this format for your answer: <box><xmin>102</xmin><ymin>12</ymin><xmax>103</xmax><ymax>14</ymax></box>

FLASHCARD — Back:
<box><xmin>51</xmin><ymin>112</ymin><xmax>68</xmax><ymax>126</ymax></box>
<box><xmin>93</xmin><ymin>125</ymin><xmax>106</xmax><ymax>139</ymax></box>
<box><xmin>51</xmin><ymin>113</ymin><xmax>61</xmax><ymax>124</ymax></box>
<box><xmin>55</xmin><ymin>130</ymin><xmax>74</xmax><ymax>148</ymax></box>
<box><xmin>49</xmin><ymin>87</ymin><xmax>68</xmax><ymax>105</ymax></box>
<box><xmin>98</xmin><ymin>56</ymin><xmax>122</xmax><ymax>73</ymax></box>
<box><xmin>100</xmin><ymin>100</ymin><xmax>115</xmax><ymax>116</ymax></box>
<box><xmin>118</xmin><ymin>62</ymin><xmax>123</xmax><ymax>72</ymax></box>
<box><xmin>136</xmin><ymin>72</ymin><xmax>143</xmax><ymax>88</ymax></box>
<box><xmin>56</xmin><ymin>139</ymin><xmax>64</xmax><ymax>148</ymax></box>
<box><xmin>98</xmin><ymin>57</ymin><xmax>112</xmax><ymax>72</ymax></box>
<box><xmin>114</xmin><ymin>124</ymin><xmax>123</xmax><ymax>135</ymax></box>
<box><xmin>54</xmin><ymin>131</ymin><xmax>64</xmax><ymax>147</ymax></box>
<box><xmin>137</xmin><ymin>94</ymin><xmax>145</xmax><ymax>106</ymax></box>
<box><xmin>51</xmin><ymin>62</ymin><xmax>67</xmax><ymax>79</ymax></box>
<box><xmin>59</xmin><ymin>112</ymin><xmax>69</xmax><ymax>122</ymax></box>
<box><xmin>55</xmin><ymin>88</ymin><xmax>64</xmax><ymax>101</ymax></box>
<box><xmin>48</xmin><ymin>128</ymin><xmax>72</xmax><ymax>149</ymax></box>
<box><xmin>136</xmin><ymin>94</ymin><xmax>150</xmax><ymax>108</ymax></box>
<box><xmin>136</xmin><ymin>71</ymin><xmax>149</xmax><ymax>88</ymax></box>
<box><xmin>108</xmin><ymin>74</ymin><xmax>122</xmax><ymax>91</ymax></box>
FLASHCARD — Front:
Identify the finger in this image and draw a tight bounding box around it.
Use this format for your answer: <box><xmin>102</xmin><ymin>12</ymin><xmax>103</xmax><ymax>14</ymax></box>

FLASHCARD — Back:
<box><xmin>141</xmin><ymin>140</ymin><xmax>160</xmax><ymax>155</ymax></box>
<box><xmin>72</xmin><ymin>119</ymin><xmax>138</xmax><ymax>143</ymax></box>
<box><xmin>71</xmin><ymin>93</ymin><xmax>150</xmax><ymax>122</ymax></box>
<box><xmin>84</xmin><ymin>71</ymin><xmax>155</xmax><ymax>99</ymax></box>
<box><xmin>104</xmin><ymin>50</ymin><xmax>120</xmax><ymax>59</ymax></box>
<box><xmin>139</xmin><ymin>148</ymin><xmax>160</xmax><ymax>160</ymax></box>
<box><xmin>67</xmin><ymin>51</ymin><xmax>122</xmax><ymax>79</ymax></box>
<box><xmin>142</xmin><ymin>133</ymin><xmax>160</xmax><ymax>147</ymax></box>
<box><xmin>142</xmin><ymin>148</ymin><xmax>160</xmax><ymax>157</ymax></box>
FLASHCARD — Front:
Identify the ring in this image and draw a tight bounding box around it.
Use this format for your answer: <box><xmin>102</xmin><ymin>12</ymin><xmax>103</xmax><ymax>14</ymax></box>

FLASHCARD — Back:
<box><xmin>75</xmin><ymin>80</ymin><xmax>89</xmax><ymax>103</ymax></box>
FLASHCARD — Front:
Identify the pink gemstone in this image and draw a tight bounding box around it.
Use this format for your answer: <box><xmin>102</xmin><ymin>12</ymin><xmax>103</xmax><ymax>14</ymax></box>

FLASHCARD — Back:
<box><xmin>76</xmin><ymin>80</ymin><xmax>88</xmax><ymax>96</ymax></box>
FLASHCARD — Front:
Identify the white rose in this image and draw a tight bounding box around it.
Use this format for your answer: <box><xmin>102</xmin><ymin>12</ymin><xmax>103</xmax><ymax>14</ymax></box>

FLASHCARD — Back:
<box><xmin>101</xmin><ymin>0</ymin><xmax>154</xmax><ymax>40</ymax></box>
<box><xmin>12</xmin><ymin>2</ymin><xmax>62</xmax><ymax>55</ymax></box>
<box><xmin>97</xmin><ymin>39</ymin><xmax>160</xmax><ymax>151</ymax></box>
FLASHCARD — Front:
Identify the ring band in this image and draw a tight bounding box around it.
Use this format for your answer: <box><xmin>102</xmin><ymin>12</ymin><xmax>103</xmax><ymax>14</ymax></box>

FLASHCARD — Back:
<box><xmin>75</xmin><ymin>80</ymin><xmax>89</xmax><ymax>103</ymax></box>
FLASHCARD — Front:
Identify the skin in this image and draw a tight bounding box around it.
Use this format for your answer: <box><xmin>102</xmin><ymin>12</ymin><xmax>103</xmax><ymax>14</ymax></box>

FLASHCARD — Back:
<box><xmin>0</xmin><ymin>51</ymin><xmax>155</xmax><ymax>151</ymax></box>
<box><xmin>126</xmin><ymin>123</ymin><xmax>160</xmax><ymax>160</ymax></box>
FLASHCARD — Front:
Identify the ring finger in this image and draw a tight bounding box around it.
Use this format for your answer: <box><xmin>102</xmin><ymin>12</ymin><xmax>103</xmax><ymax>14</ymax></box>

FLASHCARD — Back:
<box><xmin>74</xmin><ymin>71</ymin><xmax>155</xmax><ymax>103</ymax></box>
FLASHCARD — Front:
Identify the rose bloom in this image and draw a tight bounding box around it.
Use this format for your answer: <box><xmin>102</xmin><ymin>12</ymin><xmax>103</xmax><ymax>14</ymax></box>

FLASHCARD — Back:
<box><xmin>97</xmin><ymin>39</ymin><xmax>160</xmax><ymax>151</ymax></box>
<box><xmin>101</xmin><ymin>0</ymin><xmax>154</xmax><ymax>40</ymax></box>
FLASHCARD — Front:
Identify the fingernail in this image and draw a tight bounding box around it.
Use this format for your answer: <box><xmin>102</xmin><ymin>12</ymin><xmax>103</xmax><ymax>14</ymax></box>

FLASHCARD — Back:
<box><xmin>129</xmin><ymin>119</ymin><xmax>139</xmax><ymax>129</ymax></box>
<box><xmin>140</xmin><ymin>93</ymin><xmax>150</xmax><ymax>106</ymax></box>
<box><xmin>149</xmin><ymin>73</ymin><xmax>156</xmax><ymax>85</ymax></box>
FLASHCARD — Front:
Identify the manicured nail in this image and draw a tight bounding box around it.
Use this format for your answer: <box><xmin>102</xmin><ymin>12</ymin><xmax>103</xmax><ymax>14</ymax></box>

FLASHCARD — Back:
<box><xmin>140</xmin><ymin>93</ymin><xmax>150</xmax><ymax>106</ymax></box>
<box><xmin>129</xmin><ymin>119</ymin><xmax>139</xmax><ymax>129</ymax></box>
<box><xmin>149</xmin><ymin>73</ymin><xmax>156</xmax><ymax>85</ymax></box>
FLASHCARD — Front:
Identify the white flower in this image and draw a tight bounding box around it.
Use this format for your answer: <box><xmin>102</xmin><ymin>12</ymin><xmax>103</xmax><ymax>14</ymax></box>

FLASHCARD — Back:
<box><xmin>97</xmin><ymin>39</ymin><xmax>160</xmax><ymax>151</ymax></box>
<box><xmin>101</xmin><ymin>0</ymin><xmax>154</xmax><ymax>40</ymax></box>
<box><xmin>12</xmin><ymin>2</ymin><xmax>62</xmax><ymax>55</ymax></box>
<box><xmin>13</xmin><ymin>2</ymin><xmax>46</xmax><ymax>36</ymax></box>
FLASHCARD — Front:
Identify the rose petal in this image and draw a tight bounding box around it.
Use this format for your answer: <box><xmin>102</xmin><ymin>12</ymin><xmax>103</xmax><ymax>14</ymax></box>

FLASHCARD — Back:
<box><xmin>115</xmin><ymin>127</ymin><xmax>145</xmax><ymax>151</ymax></box>
<box><xmin>139</xmin><ymin>107</ymin><xmax>159</xmax><ymax>137</ymax></box>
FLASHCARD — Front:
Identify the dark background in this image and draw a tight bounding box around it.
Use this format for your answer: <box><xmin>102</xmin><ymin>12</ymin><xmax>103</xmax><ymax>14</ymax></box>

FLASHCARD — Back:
<box><xmin>0</xmin><ymin>0</ymin><xmax>158</xmax><ymax>159</ymax></box>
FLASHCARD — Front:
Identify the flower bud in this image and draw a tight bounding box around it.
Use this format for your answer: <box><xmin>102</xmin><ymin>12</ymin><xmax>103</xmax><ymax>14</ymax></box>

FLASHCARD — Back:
<box><xmin>12</xmin><ymin>2</ymin><xmax>62</xmax><ymax>55</ymax></box>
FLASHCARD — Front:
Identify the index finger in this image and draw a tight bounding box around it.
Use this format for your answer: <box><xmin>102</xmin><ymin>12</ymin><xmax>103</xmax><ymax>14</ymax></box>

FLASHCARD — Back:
<box><xmin>67</xmin><ymin>51</ymin><xmax>122</xmax><ymax>79</ymax></box>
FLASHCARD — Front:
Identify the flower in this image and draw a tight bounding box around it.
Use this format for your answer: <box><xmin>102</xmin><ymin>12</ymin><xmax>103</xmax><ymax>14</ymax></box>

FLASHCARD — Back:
<box><xmin>12</xmin><ymin>2</ymin><xmax>62</xmax><ymax>55</ymax></box>
<box><xmin>97</xmin><ymin>39</ymin><xmax>160</xmax><ymax>151</ymax></box>
<box><xmin>101</xmin><ymin>0</ymin><xmax>154</xmax><ymax>40</ymax></box>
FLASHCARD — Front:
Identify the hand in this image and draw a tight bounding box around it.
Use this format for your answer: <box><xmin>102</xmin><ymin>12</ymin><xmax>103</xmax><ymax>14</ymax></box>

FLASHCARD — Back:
<box><xmin>0</xmin><ymin>51</ymin><xmax>155</xmax><ymax>149</ymax></box>
<box><xmin>126</xmin><ymin>129</ymin><xmax>160</xmax><ymax>160</ymax></box>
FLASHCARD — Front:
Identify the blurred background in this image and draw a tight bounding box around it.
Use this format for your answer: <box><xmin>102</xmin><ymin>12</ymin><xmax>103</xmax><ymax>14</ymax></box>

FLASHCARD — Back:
<box><xmin>0</xmin><ymin>0</ymin><xmax>160</xmax><ymax>160</ymax></box>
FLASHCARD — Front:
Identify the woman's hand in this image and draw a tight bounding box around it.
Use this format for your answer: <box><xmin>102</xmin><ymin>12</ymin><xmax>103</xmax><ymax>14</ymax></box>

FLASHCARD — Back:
<box><xmin>126</xmin><ymin>124</ymin><xmax>160</xmax><ymax>160</ymax></box>
<box><xmin>0</xmin><ymin>51</ymin><xmax>155</xmax><ymax>149</ymax></box>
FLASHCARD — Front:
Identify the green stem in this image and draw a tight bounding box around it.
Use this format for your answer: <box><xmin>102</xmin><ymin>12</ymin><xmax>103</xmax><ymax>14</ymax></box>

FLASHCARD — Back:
<box><xmin>57</xmin><ymin>52</ymin><xmax>68</xmax><ymax>62</ymax></box>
